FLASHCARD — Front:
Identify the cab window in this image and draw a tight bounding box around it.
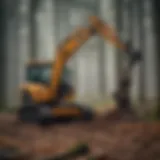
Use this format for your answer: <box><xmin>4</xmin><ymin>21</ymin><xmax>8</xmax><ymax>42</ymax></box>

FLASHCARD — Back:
<box><xmin>26</xmin><ymin>64</ymin><xmax>71</xmax><ymax>84</ymax></box>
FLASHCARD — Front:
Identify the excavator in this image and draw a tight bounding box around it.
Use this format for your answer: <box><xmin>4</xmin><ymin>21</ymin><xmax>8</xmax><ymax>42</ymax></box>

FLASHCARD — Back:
<box><xmin>17</xmin><ymin>16</ymin><xmax>133</xmax><ymax>125</ymax></box>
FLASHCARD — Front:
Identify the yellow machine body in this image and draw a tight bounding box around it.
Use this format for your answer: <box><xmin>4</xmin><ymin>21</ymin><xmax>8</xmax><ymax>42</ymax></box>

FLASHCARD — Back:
<box><xmin>18</xmin><ymin>16</ymin><xmax>128</xmax><ymax>124</ymax></box>
<box><xmin>20</xmin><ymin>60</ymin><xmax>74</xmax><ymax>104</ymax></box>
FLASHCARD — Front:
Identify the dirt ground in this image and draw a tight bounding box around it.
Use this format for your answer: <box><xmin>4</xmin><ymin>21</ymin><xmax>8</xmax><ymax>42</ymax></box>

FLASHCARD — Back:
<box><xmin>0</xmin><ymin>110</ymin><xmax>160</xmax><ymax>160</ymax></box>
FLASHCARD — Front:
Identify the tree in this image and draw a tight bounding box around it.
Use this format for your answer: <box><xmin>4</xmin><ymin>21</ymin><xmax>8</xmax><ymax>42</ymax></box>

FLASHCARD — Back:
<box><xmin>0</xmin><ymin>0</ymin><xmax>7</xmax><ymax>108</ymax></box>
<box><xmin>153</xmin><ymin>0</ymin><xmax>160</xmax><ymax>118</ymax></box>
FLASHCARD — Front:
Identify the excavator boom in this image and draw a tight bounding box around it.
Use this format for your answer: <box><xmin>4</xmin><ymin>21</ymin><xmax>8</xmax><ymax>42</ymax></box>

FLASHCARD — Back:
<box><xmin>50</xmin><ymin>16</ymin><xmax>128</xmax><ymax>100</ymax></box>
<box><xmin>50</xmin><ymin>27</ymin><xmax>95</xmax><ymax>99</ymax></box>
<box><xmin>89</xmin><ymin>16</ymin><xmax>127</xmax><ymax>51</ymax></box>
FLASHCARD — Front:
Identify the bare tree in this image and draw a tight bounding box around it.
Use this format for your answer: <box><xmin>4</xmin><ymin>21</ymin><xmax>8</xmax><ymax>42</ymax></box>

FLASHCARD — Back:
<box><xmin>0</xmin><ymin>0</ymin><xmax>8</xmax><ymax>108</ymax></box>
<box><xmin>153</xmin><ymin>0</ymin><xmax>160</xmax><ymax>117</ymax></box>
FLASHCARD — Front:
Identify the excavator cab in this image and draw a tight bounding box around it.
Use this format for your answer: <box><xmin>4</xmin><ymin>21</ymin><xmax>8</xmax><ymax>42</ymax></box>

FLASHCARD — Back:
<box><xmin>26</xmin><ymin>62</ymin><xmax>52</xmax><ymax>84</ymax></box>
<box><xmin>19</xmin><ymin>60</ymin><xmax>81</xmax><ymax>124</ymax></box>
<box><xmin>26</xmin><ymin>61</ymin><xmax>71</xmax><ymax>86</ymax></box>
<box><xmin>21</xmin><ymin>60</ymin><xmax>74</xmax><ymax>106</ymax></box>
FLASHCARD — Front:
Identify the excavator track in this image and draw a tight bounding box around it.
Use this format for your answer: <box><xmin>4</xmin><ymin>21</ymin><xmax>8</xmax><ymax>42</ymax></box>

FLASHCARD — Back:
<box><xmin>18</xmin><ymin>105</ymin><xmax>40</xmax><ymax>124</ymax></box>
<box><xmin>18</xmin><ymin>103</ymin><xmax>94</xmax><ymax>125</ymax></box>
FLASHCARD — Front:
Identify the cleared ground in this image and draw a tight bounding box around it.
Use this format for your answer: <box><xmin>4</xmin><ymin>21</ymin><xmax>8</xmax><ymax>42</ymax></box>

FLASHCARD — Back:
<box><xmin>0</xmin><ymin>110</ymin><xmax>160</xmax><ymax>160</ymax></box>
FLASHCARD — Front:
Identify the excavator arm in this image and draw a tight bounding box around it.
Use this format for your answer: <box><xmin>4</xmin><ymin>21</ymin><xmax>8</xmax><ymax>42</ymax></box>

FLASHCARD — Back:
<box><xmin>89</xmin><ymin>16</ymin><xmax>127</xmax><ymax>51</ymax></box>
<box><xmin>49</xmin><ymin>16</ymin><xmax>128</xmax><ymax>101</ymax></box>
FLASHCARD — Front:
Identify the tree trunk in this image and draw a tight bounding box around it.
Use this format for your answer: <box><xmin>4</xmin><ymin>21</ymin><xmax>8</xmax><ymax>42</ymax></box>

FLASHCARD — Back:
<box><xmin>0</xmin><ymin>0</ymin><xmax>7</xmax><ymax>108</ymax></box>
<box><xmin>153</xmin><ymin>0</ymin><xmax>160</xmax><ymax>117</ymax></box>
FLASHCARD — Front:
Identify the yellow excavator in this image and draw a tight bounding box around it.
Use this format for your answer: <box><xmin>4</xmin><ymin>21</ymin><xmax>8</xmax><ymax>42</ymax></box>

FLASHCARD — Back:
<box><xmin>17</xmin><ymin>16</ymin><xmax>128</xmax><ymax>125</ymax></box>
